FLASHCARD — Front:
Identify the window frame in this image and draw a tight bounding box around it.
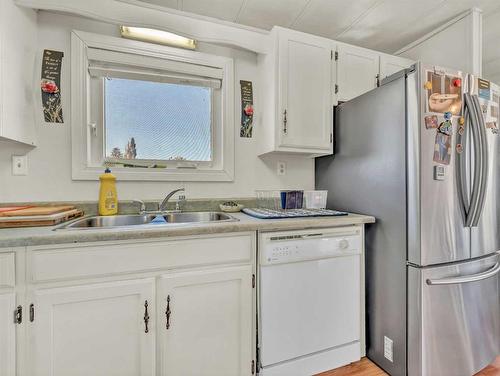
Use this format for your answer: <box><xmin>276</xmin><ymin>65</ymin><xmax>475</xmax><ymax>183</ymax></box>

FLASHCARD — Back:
<box><xmin>71</xmin><ymin>30</ymin><xmax>234</xmax><ymax>181</ymax></box>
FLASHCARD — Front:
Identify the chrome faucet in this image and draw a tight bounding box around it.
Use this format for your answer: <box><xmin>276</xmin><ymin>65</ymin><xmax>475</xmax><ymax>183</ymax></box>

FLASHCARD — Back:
<box><xmin>159</xmin><ymin>188</ymin><xmax>185</xmax><ymax>212</ymax></box>
<box><xmin>131</xmin><ymin>199</ymin><xmax>146</xmax><ymax>214</ymax></box>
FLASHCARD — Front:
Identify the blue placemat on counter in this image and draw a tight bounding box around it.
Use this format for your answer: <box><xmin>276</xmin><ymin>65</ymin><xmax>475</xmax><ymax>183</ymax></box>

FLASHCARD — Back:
<box><xmin>242</xmin><ymin>208</ymin><xmax>348</xmax><ymax>219</ymax></box>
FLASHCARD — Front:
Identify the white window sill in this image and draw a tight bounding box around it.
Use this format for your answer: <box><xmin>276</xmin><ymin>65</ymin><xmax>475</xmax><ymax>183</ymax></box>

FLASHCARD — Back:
<box><xmin>72</xmin><ymin>166</ymin><xmax>234</xmax><ymax>182</ymax></box>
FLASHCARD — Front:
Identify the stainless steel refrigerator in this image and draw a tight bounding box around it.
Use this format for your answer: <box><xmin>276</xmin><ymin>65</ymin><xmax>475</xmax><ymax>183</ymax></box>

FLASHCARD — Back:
<box><xmin>315</xmin><ymin>63</ymin><xmax>500</xmax><ymax>376</ymax></box>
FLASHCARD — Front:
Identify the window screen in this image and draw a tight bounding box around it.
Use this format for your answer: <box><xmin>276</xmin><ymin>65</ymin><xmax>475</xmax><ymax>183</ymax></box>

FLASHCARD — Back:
<box><xmin>104</xmin><ymin>77</ymin><xmax>212</xmax><ymax>162</ymax></box>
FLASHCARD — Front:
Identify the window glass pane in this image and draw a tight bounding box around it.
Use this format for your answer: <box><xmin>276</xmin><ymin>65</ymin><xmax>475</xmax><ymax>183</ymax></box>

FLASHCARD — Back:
<box><xmin>104</xmin><ymin>77</ymin><xmax>212</xmax><ymax>162</ymax></box>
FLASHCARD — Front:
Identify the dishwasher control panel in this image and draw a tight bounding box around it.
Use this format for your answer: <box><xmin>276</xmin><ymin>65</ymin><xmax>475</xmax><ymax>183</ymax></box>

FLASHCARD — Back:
<box><xmin>260</xmin><ymin>227</ymin><xmax>362</xmax><ymax>265</ymax></box>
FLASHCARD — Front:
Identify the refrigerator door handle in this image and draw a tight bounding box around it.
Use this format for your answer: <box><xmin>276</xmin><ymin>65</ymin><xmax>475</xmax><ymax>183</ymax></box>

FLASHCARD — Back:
<box><xmin>471</xmin><ymin>95</ymin><xmax>489</xmax><ymax>227</ymax></box>
<box><xmin>464</xmin><ymin>94</ymin><xmax>482</xmax><ymax>227</ymax></box>
<box><xmin>457</xmin><ymin>102</ymin><xmax>470</xmax><ymax>221</ymax></box>
<box><xmin>426</xmin><ymin>262</ymin><xmax>500</xmax><ymax>285</ymax></box>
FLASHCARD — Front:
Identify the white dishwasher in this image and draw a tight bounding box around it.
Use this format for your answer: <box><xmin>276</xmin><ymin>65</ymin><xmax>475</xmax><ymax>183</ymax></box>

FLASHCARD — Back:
<box><xmin>258</xmin><ymin>227</ymin><xmax>363</xmax><ymax>376</ymax></box>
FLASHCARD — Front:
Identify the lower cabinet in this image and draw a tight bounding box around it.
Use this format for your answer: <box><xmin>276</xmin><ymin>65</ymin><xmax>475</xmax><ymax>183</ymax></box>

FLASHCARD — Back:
<box><xmin>29</xmin><ymin>279</ymin><xmax>156</xmax><ymax>376</ymax></box>
<box><xmin>19</xmin><ymin>233</ymin><xmax>256</xmax><ymax>376</ymax></box>
<box><xmin>158</xmin><ymin>266</ymin><xmax>254</xmax><ymax>376</ymax></box>
<box><xmin>0</xmin><ymin>293</ymin><xmax>16</xmax><ymax>376</ymax></box>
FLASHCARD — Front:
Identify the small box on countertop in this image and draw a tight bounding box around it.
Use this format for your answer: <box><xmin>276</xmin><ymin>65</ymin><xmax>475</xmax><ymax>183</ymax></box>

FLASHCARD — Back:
<box><xmin>303</xmin><ymin>190</ymin><xmax>328</xmax><ymax>209</ymax></box>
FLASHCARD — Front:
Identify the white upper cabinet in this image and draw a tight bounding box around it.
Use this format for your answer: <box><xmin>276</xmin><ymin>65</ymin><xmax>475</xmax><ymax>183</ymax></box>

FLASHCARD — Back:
<box><xmin>158</xmin><ymin>266</ymin><xmax>254</xmax><ymax>376</ymax></box>
<box><xmin>259</xmin><ymin>27</ymin><xmax>333</xmax><ymax>156</ymax></box>
<box><xmin>0</xmin><ymin>293</ymin><xmax>15</xmax><ymax>376</ymax></box>
<box><xmin>336</xmin><ymin>43</ymin><xmax>380</xmax><ymax>102</ymax></box>
<box><xmin>0</xmin><ymin>0</ymin><xmax>37</xmax><ymax>146</ymax></box>
<box><xmin>29</xmin><ymin>279</ymin><xmax>156</xmax><ymax>376</ymax></box>
<box><xmin>277</xmin><ymin>28</ymin><xmax>332</xmax><ymax>152</ymax></box>
<box><xmin>379</xmin><ymin>54</ymin><xmax>414</xmax><ymax>80</ymax></box>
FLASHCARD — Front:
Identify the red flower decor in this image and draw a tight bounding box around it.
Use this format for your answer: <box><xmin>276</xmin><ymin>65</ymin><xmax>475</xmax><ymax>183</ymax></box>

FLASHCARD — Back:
<box><xmin>41</xmin><ymin>79</ymin><xmax>59</xmax><ymax>94</ymax></box>
<box><xmin>244</xmin><ymin>104</ymin><xmax>254</xmax><ymax>116</ymax></box>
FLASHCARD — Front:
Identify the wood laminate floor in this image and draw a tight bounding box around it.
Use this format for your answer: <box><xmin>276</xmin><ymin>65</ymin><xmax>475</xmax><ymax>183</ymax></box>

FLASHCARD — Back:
<box><xmin>317</xmin><ymin>356</ymin><xmax>500</xmax><ymax>376</ymax></box>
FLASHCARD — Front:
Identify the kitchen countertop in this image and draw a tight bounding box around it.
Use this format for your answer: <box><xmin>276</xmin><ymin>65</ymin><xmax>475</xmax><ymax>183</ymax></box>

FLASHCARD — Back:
<box><xmin>0</xmin><ymin>212</ymin><xmax>375</xmax><ymax>248</ymax></box>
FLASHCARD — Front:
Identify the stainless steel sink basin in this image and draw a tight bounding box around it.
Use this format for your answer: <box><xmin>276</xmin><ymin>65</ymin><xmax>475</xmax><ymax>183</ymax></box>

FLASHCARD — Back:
<box><xmin>57</xmin><ymin>212</ymin><xmax>237</xmax><ymax>230</ymax></box>
<box><xmin>162</xmin><ymin>212</ymin><xmax>234</xmax><ymax>223</ymax></box>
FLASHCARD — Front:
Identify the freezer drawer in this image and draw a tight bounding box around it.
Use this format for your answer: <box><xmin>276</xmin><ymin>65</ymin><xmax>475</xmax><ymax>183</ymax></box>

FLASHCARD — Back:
<box><xmin>408</xmin><ymin>253</ymin><xmax>500</xmax><ymax>376</ymax></box>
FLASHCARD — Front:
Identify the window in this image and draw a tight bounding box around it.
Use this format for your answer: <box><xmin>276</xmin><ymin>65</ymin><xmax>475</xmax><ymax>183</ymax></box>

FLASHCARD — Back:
<box><xmin>104</xmin><ymin>78</ymin><xmax>213</xmax><ymax>163</ymax></box>
<box><xmin>71</xmin><ymin>30</ymin><xmax>234</xmax><ymax>181</ymax></box>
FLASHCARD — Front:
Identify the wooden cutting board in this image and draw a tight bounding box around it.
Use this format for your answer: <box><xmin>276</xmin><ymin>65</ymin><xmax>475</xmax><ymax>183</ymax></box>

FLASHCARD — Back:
<box><xmin>0</xmin><ymin>206</ymin><xmax>33</xmax><ymax>214</ymax></box>
<box><xmin>0</xmin><ymin>205</ymin><xmax>75</xmax><ymax>217</ymax></box>
<box><xmin>0</xmin><ymin>209</ymin><xmax>83</xmax><ymax>228</ymax></box>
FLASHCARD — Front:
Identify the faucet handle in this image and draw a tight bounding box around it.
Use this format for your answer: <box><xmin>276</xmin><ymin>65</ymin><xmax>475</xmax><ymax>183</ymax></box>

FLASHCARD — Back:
<box><xmin>175</xmin><ymin>195</ymin><xmax>186</xmax><ymax>212</ymax></box>
<box><xmin>131</xmin><ymin>199</ymin><xmax>146</xmax><ymax>214</ymax></box>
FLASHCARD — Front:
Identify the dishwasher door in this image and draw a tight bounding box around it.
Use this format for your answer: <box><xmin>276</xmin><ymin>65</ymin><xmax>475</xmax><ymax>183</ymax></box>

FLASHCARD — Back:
<box><xmin>259</xmin><ymin>254</ymin><xmax>361</xmax><ymax>367</ymax></box>
<box><xmin>408</xmin><ymin>252</ymin><xmax>500</xmax><ymax>376</ymax></box>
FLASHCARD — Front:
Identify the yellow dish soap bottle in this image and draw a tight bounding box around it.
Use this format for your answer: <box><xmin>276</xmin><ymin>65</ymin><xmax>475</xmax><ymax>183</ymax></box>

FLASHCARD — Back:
<box><xmin>98</xmin><ymin>168</ymin><xmax>118</xmax><ymax>216</ymax></box>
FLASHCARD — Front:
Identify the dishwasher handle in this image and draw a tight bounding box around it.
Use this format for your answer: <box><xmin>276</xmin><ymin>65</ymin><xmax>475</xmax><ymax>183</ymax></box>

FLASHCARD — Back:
<box><xmin>268</xmin><ymin>230</ymin><xmax>359</xmax><ymax>242</ymax></box>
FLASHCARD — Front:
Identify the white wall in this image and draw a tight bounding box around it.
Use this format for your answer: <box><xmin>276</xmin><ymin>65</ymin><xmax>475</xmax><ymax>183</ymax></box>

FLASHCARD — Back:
<box><xmin>397</xmin><ymin>9</ymin><xmax>482</xmax><ymax>76</ymax></box>
<box><xmin>0</xmin><ymin>11</ymin><xmax>314</xmax><ymax>203</ymax></box>
<box><xmin>483</xmin><ymin>7</ymin><xmax>500</xmax><ymax>84</ymax></box>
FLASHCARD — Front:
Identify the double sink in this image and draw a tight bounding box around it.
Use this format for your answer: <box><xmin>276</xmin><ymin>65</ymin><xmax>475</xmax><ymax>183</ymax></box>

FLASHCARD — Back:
<box><xmin>58</xmin><ymin>212</ymin><xmax>237</xmax><ymax>230</ymax></box>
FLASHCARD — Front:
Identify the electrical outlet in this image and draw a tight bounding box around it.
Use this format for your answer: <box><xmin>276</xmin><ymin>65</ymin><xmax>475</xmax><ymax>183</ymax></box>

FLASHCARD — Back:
<box><xmin>277</xmin><ymin>161</ymin><xmax>286</xmax><ymax>176</ymax></box>
<box><xmin>384</xmin><ymin>336</ymin><xmax>394</xmax><ymax>362</ymax></box>
<box><xmin>12</xmin><ymin>155</ymin><xmax>28</xmax><ymax>176</ymax></box>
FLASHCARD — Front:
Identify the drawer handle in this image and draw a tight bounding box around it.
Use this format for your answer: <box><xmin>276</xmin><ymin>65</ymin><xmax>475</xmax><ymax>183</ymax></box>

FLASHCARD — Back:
<box><xmin>166</xmin><ymin>295</ymin><xmax>171</xmax><ymax>330</ymax></box>
<box><xmin>426</xmin><ymin>262</ymin><xmax>500</xmax><ymax>285</ymax></box>
<box><xmin>143</xmin><ymin>300</ymin><xmax>150</xmax><ymax>333</ymax></box>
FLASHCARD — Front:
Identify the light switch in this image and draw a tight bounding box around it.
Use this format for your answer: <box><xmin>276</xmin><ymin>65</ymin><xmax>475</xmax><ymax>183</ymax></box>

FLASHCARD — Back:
<box><xmin>12</xmin><ymin>155</ymin><xmax>28</xmax><ymax>176</ymax></box>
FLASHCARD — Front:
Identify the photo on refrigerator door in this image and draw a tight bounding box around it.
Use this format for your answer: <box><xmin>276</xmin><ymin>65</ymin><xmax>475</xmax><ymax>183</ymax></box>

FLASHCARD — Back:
<box><xmin>433</xmin><ymin>132</ymin><xmax>451</xmax><ymax>165</ymax></box>
<box><xmin>478</xmin><ymin>81</ymin><xmax>499</xmax><ymax>133</ymax></box>
<box><xmin>426</xmin><ymin>71</ymin><xmax>462</xmax><ymax>115</ymax></box>
<box><xmin>490</xmin><ymin>83</ymin><xmax>499</xmax><ymax>128</ymax></box>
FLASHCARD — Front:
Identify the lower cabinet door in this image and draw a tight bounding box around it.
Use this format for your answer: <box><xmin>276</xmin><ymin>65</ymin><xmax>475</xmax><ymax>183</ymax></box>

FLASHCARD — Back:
<box><xmin>29</xmin><ymin>279</ymin><xmax>155</xmax><ymax>376</ymax></box>
<box><xmin>158</xmin><ymin>266</ymin><xmax>253</xmax><ymax>376</ymax></box>
<box><xmin>0</xmin><ymin>293</ymin><xmax>16</xmax><ymax>376</ymax></box>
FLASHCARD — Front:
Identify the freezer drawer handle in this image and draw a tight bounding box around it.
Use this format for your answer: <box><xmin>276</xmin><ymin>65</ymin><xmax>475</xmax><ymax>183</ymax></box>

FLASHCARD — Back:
<box><xmin>426</xmin><ymin>262</ymin><xmax>500</xmax><ymax>285</ymax></box>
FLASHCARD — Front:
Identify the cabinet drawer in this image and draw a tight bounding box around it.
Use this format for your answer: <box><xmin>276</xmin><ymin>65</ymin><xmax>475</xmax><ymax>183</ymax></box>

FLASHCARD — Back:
<box><xmin>0</xmin><ymin>252</ymin><xmax>15</xmax><ymax>288</ymax></box>
<box><xmin>29</xmin><ymin>233</ymin><xmax>254</xmax><ymax>283</ymax></box>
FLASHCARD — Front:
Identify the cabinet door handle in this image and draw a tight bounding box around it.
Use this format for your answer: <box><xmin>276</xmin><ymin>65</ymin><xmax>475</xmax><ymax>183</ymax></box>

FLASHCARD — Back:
<box><xmin>143</xmin><ymin>300</ymin><xmax>150</xmax><ymax>333</ymax></box>
<box><xmin>166</xmin><ymin>295</ymin><xmax>171</xmax><ymax>330</ymax></box>
<box><xmin>14</xmin><ymin>305</ymin><xmax>22</xmax><ymax>324</ymax></box>
<box><xmin>283</xmin><ymin>109</ymin><xmax>288</xmax><ymax>134</ymax></box>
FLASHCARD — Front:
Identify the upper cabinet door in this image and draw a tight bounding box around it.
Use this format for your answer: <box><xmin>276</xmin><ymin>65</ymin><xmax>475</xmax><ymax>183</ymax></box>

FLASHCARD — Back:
<box><xmin>0</xmin><ymin>293</ymin><xmax>15</xmax><ymax>376</ymax></box>
<box><xmin>30</xmin><ymin>279</ymin><xmax>156</xmax><ymax>376</ymax></box>
<box><xmin>278</xmin><ymin>30</ymin><xmax>332</xmax><ymax>151</ymax></box>
<box><xmin>0</xmin><ymin>0</ymin><xmax>37</xmax><ymax>146</ymax></box>
<box><xmin>379</xmin><ymin>54</ymin><xmax>414</xmax><ymax>80</ymax></box>
<box><xmin>158</xmin><ymin>266</ymin><xmax>253</xmax><ymax>376</ymax></box>
<box><xmin>336</xmin><ymin>44</ymin><xmax>379</xmax><ymax>102</ymax></box>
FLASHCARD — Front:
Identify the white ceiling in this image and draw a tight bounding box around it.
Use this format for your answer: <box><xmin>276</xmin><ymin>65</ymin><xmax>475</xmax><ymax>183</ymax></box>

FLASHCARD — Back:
<box><xmin>139</xmin><ymin>0</ymin><xmax>500</xmax><ymax>80</ymax></box>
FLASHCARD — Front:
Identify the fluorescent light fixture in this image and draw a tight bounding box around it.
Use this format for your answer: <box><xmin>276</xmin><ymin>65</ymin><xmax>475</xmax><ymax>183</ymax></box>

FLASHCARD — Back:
<box><xmin>120</xmin><ymin>26</ymin><xmax>197</xmax><ymax>50</ymax></box>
